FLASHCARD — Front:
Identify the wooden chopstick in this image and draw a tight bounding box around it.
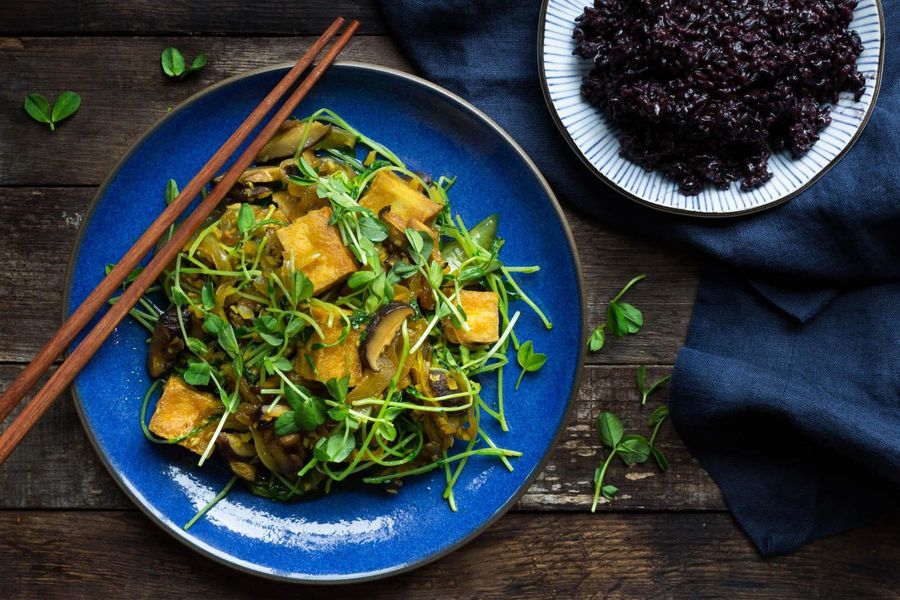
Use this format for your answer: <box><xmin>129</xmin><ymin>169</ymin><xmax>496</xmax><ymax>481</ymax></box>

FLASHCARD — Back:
<box><xmin>0</xmin><ymin>16</ymin><xmax>345</xmax><ymax>429</ymax></box>
<box><xmin>0</xmin><ymin>19</ymin><xmax>360</xmax><ymax>464</ymax></box>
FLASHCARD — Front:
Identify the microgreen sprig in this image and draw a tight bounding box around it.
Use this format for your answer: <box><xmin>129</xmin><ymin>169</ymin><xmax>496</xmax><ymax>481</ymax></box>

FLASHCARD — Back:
<box><xmin>24</xmin><ymin>91</ymin><xmax>81</xmax><ymax>131</ymax></box>
<box><xmin>636</xmin><ymin>365</ymin><xmax>671</xmax><ymax>405</ymax></box>
<box><xmin>591</xmin><ymin>411</ymin><xmax>652</xmax><ymax>512</ymax></box>
<box><xmin>515</xmin><ymin>340</ymin><xmax>547</xmax><ymax>389</ymax></box>
<box><xmin>588</xmin><ymin>274</ymin><xmax>646</xmax><ymax>351</ymax></box>
<box><xmin>647</xmin><ymin>405</ymin><xmax>670</xmax><ymax>471</ymax></box>
<box><xmin>161</xmin><ymin>47</ymin><xmax>207</xmax><ymax>79</ymax></box>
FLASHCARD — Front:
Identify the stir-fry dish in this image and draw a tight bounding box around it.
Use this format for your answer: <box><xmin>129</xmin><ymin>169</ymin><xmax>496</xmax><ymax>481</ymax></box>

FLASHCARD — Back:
<box><xmin>125</xmin><ymin>109</ymin><xmax>552</xmax><ymax>521</ymax></box>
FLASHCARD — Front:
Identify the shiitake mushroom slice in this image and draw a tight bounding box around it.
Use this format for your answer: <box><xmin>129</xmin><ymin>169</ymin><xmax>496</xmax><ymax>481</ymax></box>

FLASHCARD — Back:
<box><xmin>360</xmin><ymin>302</ymin><xmax>415</xmax><ymax>371</ymax></box>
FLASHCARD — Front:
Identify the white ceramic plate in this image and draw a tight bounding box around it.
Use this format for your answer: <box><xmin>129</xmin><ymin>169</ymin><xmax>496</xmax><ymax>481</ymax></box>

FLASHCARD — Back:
<box><xmin>539</xmin><ymin>0</ymin><xmax>884</xmax><ymax>216</ymax></box>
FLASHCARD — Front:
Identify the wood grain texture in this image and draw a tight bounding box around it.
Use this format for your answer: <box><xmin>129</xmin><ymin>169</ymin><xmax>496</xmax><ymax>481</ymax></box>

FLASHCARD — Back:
<box><xmin>0</xmin><ymin>362</ymin><xmax>720</xmax><ymax>510</ymax></box>
<box><xmin>0</xmin><ymin>1</ymin><xmax>387</xmax><ymax>35</ymax></box>
<box><xmin>0</xmin><ymin>510</ymin><xmax>897</xmax><ymax>598</ymax></box>
<box><xmin>2</xmin><ymin>2</ymin><xmax>887</xmax><ymax>591</ymax></box>
<box><xmin>0</xmin><ymin>188</ymin><xmax>696</xmax><ymax>365</ymax></box>
<box><xmin>0</xmin><ymin>36</ymin><xmax>409</xmax><ymax>185</ymax></box>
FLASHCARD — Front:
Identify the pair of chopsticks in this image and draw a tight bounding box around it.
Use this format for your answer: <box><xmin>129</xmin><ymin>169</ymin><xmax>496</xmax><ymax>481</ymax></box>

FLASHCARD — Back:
<box><xmin>0</xmin><ymin>17</ymin><xmax>360</xmax><ymax>464</ymax></box>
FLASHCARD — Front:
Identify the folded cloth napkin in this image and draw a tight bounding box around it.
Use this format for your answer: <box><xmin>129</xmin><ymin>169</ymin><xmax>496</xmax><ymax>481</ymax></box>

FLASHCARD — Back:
<box><xmin>377</xmin><ymin>0</ymin><xmax>899</xmax><ymax>555</ymax></box>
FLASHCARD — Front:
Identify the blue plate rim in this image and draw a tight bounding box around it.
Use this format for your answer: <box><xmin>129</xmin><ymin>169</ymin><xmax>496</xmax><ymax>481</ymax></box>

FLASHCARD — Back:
<box><xmin>536</xmin><ymin>0</ymin><xmax>886</xmax><ymax>218</ymax></box>
<box><xmin>62</xmin><ymin>61</ymin><xmax>587</xmax><ymax>583</ymax></box>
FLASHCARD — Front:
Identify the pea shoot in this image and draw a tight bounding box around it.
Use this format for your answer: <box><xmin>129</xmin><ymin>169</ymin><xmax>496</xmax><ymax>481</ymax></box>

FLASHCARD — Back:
<box><xmin>118</xmin><ymin>109</ymin><xmax>553</xmax><ymax>529</ymax></box>
<box><xmin>636</xmin><ymin>365</ymin><xmax>671</xmax><ymax>405</ymax></box>
<box><xmin>161</xmin><ymin>47</ymin><xmax>207</xmax><ymax>79</ymax></box>
<box><xmin>24</xmin><ymin>91</ymin><xmax>81</xmax><ymax>131</ymax></box>
<box><xmin>588</xmin><ymin>274</ymin><xmax>646</xmax><ymax>352</ymax></box>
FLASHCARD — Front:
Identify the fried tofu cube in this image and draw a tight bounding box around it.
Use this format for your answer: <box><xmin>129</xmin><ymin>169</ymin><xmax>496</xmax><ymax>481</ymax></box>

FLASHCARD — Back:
<box><xmin>276</xmin><ymin>207</ymin><xmax>357</xmax><ymax>294</ymax></box>
<box><xmin>359</xmin><ymin>170</ymin><xmax>443</xmax><ymax>226</ymax></box>
<box><xmin>296</xmin><ymin>306</ymin><xmax>363</xmax><ymax>386</ymax></box>
<box><xmin>443</xmin><ymin>290</ymin><xmax>500</xmax><ymax>346</ymax></box>
<box><xmin>149</xmin><ymin>376</ymin><xmax>221</xmax><ymax>455</ymax></box>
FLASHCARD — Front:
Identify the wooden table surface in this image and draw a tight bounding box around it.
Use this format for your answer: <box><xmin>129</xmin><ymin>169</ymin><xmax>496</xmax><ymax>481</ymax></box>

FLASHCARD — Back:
<box><xmin>0</xmin><ymin>3</ymin><xmax>896</xmax><ymax>598</ymax></box>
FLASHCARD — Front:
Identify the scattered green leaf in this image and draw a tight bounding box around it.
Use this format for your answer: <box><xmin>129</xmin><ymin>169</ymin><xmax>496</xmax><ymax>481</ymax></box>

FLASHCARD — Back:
<box><xmin>588</xmin><ymin>323</ymin><xmax>605</xmax><ymax>352</ymax></box>
<box><xmin>596</xmin><ymin>411</ymin><xmax>624</xmax><ymax>448</ymax></box>
<box><xmin>161</xmin><ymin>47</ymin><xmax>207</xmax><ymax>79</ymax></box>
<box><xmin>588</xmin><ymin>274</ymin><xmax>646</xmax><ymax>352</ymax></box>
<box><xmin>636</xmin><ymin>366</ymin><xmax>671</xmax><ymax>405</ymax></box>
<box><xmin>24</xmin><ymin>91</ymin><xmax>81</xmax><ymax>131</ymax></box>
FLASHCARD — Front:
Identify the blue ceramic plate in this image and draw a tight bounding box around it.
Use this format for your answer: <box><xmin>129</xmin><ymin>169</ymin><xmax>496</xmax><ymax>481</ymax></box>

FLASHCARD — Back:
<box><xmin>65</xmin><ymin>63</ymin><xmax>584</xmax><ymax>582</ymax></box>
<box><xmin>539</xmin><ymin>0</ymin><xmax>884</xmax><ymax>216</ymax></box>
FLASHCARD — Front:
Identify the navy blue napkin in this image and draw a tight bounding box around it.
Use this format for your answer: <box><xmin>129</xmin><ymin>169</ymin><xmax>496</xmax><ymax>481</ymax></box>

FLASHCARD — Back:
<box><xmin>377</xmin><ymin>0</ymin><xmax>899</xmax><ymax>555</ymax></box>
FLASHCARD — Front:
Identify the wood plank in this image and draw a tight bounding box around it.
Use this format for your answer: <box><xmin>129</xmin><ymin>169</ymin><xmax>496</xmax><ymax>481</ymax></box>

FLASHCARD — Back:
<box><xmin>0</xmin><ymin>1</ymin><xmax>388</xmax><ymax>35</ymax></box>
<box><xmin>0</xmin><ymin>187</ymin><xmax>696</xmax><ymax>365</ymax></box>
<box><xmin>0</xmin><ymin>510</ymin><xmax>896</xmax><ymax>597</ymax></box>
<box><xmin>0</xmin><ymin>362</ymin><xmax>719</xmax><ymax>510</ymax></box>
<box><xmin>0</xmin><ymin>36</ymin><xmax>410</xmax><ymax>186</ymax></box>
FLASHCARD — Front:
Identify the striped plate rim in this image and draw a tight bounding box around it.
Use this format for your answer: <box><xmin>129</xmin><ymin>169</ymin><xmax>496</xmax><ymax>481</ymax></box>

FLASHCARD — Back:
<box><xmin>538</xmin><ymin>0</ymin><xmax>885</xmax><ymax>217</ymax></box>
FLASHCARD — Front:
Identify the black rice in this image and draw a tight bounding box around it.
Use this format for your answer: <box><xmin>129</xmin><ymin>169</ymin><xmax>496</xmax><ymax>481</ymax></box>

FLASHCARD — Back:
<box><xmin>573</xmin><ymin>0</ymin><xmax>866</xmax><ymax>195</ymax></box>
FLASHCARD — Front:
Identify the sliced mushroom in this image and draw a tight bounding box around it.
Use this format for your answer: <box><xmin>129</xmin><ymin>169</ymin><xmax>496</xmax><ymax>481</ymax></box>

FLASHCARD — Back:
<box><xmin>226</xmin><ymin>183</ymin><xmax>274</xmax><ymax>202</ymax></box>
<box><xmin>237</xmin><ymin>165</ymin><xmax>283</xmax><ymax>184</ymax></box>
<box><xmin>279</xmin><ymin>157</ymin><xmax>302</xmax><ymax>183</ymax></box>
<box><xmin>216</xmin><ymin>431</ymin><xmax>256</xmax><ymax>460</ymax></box>
<box><xmin>147</xmin><ymin>305</ymin><xmax>193</xmax><ymax>378</ymax></box>
<box><xmin>214</xmin><ymin>432</ymin><xmax>257</xmax><ymax>481</ymax></box>
<box><xmin>361</xmin><ymin>302</ymin><xmax>415</xmax><ymax>371</ymax></box>
<box><xmin>255</xmin><ymin>121</ymin><xmax>331</xmax><ymax>163</ymax></box>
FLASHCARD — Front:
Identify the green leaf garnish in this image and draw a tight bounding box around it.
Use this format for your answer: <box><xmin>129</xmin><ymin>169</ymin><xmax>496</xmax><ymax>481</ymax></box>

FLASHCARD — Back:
<box><xmin>588</xmin><ymin>274</ymin><xmax>646</xmax><ymax>351</ymax></box>
<box><xmin>314</xmin><ymin>432</ymin><xmax>355</xmax><ymax>463</ymax></box>
<box><xmin>588</xmin><ymin>324</ymin><xmax>605</xmax><ymax>352</ymax></box>
<box><xmin>203</xmin><ymin>313</ymin><xmax>226</xmax><ymax>335</ymax></box>
<box><xmin>404</xmin><ymin>228</ymin><xmax>433</xmax><ymax>267</ymax></box>
<box><xmin>596</xmin><ymin>411</ymin><xmax>624</xmax><ymax>448</ymax></box>
<box><xmin>161</xmin><ymin>47</ymin><xmax>207</xmax><ymax>79</ymax></box>
<box><xmin>165</xmin><ymin>179</ymin><xmax>180</xmax><ymax>205</ymax></box>
<box><xmin>24</xmin><ymin>91</ymin><xmax>81</xmax><ymax>131</ymax></box>
<box><xmin>616</xmin><ymin>434</ymin><xmax>651</xmax><ymax>465</ymax></box>
<box><xmin>282</xmin><ymin>386</ymin><xmax>326</xmax><ymax>432</ymax></box>
<box><xmin>23</xmin><ymin>93</ymin><xmax>51</xmax><ymax>125</ymax></box>
<box><xmin>325</xmin><ymin>376</ymin><xmax>350</xmax><ymax>404</ymax></box>
<box><xmin>201</xmin><ymin>281</ymin><xmax>216</xmax><ymax>311</ymax></box>
<box><xmin>591</xmin><ymin>401</ymin><xmax>672</xmax><ymax>512</ymax></box>
<box><xmin>183</xmin><ymin>361</ymin><xmax>212</xmax><ymax>386</ymax></box>
<box><xmin>359</xmin><ymin>214</ymin><xmax>388</xmax><ymax>242</ymax></box>
<box><xmin>51</xmin><ymin>91</ymin><xmax>81</xmax><ymax>124</ymax></box>
<box><xmin>216</xmin><ymin>323</ymin><xmax>240</xmax><ymax>357</ymax></box>
<box><xmin>515</xmin><ymin>340</ymin><xmax>547</xmax><ymax>389</ymax></box>
<box><xmin>292</xmin><ymin>271</ymin><xmax>314</xmax><ymax>305</ymax></box>
<box><xmin>185</xmin><ymin>337</ymin><xmax>208</xmax><ymax>356</ymax></box>
<box><xmin>636</xmin><ymin>365</ymin><xmax>671</xmax><ymax>405</ymax></box>
<box><xmin>237</xmin><ymin>203</ymin><xmax>256</xmax><ymax>234</ymax></box>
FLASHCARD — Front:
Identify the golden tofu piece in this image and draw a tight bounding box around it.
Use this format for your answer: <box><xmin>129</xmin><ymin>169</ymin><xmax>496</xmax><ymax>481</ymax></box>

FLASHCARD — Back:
<box><xmin>443</xmin><ymin>290</ymin><xmax>500</xmax><ymax>346</ymax></box>
<box><xmin>296</xmin><ymin>306</ymin><xmax>363</xmax><ymax>386</ymax></box>
<box><xmin>276</xmin><ymin>207</ymin><xmax>357</xmax><ymax>294</ymax></box>
<box><xmin>272</xmin><ymin>191</ymin><xmax>303</xmax><ymax>222</ymax></box>
<box><xmin>359</xmin><ymin>170</ymin><xmax>443</xmax><ymax>226</ymax></box>
<box><xmin>149</xmin><ymin>376</ymin><xmax>221</xmax><ymax>455</ymax></box>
